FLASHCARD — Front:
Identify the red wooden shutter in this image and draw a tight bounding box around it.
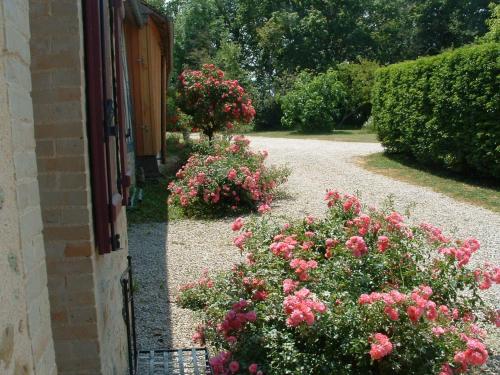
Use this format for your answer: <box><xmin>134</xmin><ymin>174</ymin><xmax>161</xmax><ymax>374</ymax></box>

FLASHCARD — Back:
<box><xmin>112</xmin><ymin>0</ymin><xmax>132</xmax><ymax>204</ymax></box>
<box><xmin>84</xmin><ymin>0</ymin><xmax>129</xmax><ymax>254</ymax></box>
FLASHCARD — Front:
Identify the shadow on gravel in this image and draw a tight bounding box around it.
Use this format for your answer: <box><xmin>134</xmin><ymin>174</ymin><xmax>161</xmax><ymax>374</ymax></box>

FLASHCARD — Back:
<box><xmin>128</xmin><ymin>221</ymin><xmax>173</xmax><ymax>350</ymax></box>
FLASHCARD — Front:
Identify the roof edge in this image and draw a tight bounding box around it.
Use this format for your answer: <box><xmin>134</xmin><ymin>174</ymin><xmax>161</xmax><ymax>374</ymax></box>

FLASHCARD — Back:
<box><xmin>127</xmin><ymin>0</ymin><xmax>146</xmax><ymax>26</ymax></box>
<box><xmin>139</xmin><ymin>1</ymin><xmax>173</xmax><ymax>24</ymax></box>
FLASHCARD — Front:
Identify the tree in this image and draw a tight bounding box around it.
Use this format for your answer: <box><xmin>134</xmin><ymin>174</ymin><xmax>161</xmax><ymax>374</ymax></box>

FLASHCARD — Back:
<box><xmin>483</xmin><ymin>2</ymin><xmax>500</xmax><ymax>42</ymax></box>
<box><xmin>410</xmin><ymin>0</ymin><xmax>490</xmax><ymax>56</ymax></box>
<box><xmin>336</xmin><ymin>60</ymin><xmax>380</xmax><ymax>127</ymax></box>
<box><xmin>256</xmin><ymin>2</ymin><xmax>374</xmax><ymax>75</ymax></box>
<box><xmin>280</xmin><ymin>70</ymin><xmax>347</xmax><ymax>133</ymax></box>
<box><xmin>144</xmin><ymin>0</ymin><xmax>168</xmax><ymax>13</ymax></box>
<box><xmin>177</xmin><ymin>64</ymin><xmax>255</xmax><ymax>141</ymax></box>
<box><xmin>167</xmin><ymin>0</ymin><xmax>494</xmax><ymax>130</ymax></box>
<box><xmin>170</xmin><ymin>0</ymin><xmax>227</xmax><ymax>77</ymax></box>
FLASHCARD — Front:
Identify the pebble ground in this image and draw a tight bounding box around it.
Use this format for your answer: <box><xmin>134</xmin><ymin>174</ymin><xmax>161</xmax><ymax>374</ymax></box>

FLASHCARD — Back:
<box><xmin>129</xmin><ymin>137</ymin><xmax>499</xmax><ymax>371</ymax></box>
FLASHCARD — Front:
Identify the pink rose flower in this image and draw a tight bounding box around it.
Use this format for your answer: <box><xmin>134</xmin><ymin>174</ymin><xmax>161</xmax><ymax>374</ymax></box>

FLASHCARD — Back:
<box><xmin>231</xmin><ymin>217</ymin><xmax>244</xmax><ymax>231</ymax></box>
<box><xmin>258</xmin><ymin>203</ymin><xmax>271</xmax><ymax>213</ymax></box>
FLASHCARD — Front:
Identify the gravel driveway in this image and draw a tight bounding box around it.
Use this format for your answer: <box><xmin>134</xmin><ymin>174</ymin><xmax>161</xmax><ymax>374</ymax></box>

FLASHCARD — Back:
<box><xmin>129</xmin><ymin>136</ymin><xmax>499</xmax><ymax>369</ymax></box>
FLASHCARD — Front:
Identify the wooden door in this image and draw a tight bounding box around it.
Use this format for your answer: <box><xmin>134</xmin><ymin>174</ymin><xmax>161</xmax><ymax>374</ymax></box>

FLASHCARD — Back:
<box><xmin>146</xmin><ymin>22</ymin><xmax>162</xmax><ymax>156</ymax></box>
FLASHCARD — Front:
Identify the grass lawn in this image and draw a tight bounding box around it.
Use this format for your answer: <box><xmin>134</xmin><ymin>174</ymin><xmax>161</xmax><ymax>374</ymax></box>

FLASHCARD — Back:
<box><xmin>358</xmin><ymin>153</ymin><xmax>500</xmax><ymax>213</ymax></box>
<box><xmin>246</xmin><ymin>129</ymin><xmax>378</xmax><ymax>143</ymax></box>
<box><xmin>127</xmin><ymin>178</ymin><xmax>185</xmax><ymax>224</ymax></box>
<box><xmin>127</xmin><ymin>179</ymin><xmax>167</xmax><ymax>224</ymax></box>
<box><xmin>127</xmin><ymin>134</ymin><xmax>190</xmax><ymax>224</ymax></box>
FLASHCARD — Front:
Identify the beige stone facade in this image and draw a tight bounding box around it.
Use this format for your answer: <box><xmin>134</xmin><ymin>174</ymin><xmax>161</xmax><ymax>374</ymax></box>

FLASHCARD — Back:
<box><xmin>29</xmin><ymin>0</ymin><xmax>129</xmax><ymax>374</ymax></box>
<box><xmin>0</xmin><ymin>0</ymin><xmax>57</xmax><ymax>374</ymax></box>
<box><xmin>1</xmin><ymin>0</ymin><xmax>130</xmax><ymax>374</ymax></box>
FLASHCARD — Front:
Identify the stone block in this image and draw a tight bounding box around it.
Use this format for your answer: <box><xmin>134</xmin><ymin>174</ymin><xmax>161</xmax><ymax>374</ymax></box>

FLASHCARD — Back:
<box><xmin>5</xmin><ymin>27</ymin><xmax>30</xmax><ymax>65</ymax></box>
<box><xmin>32</xmin><ymin>101</ymin><xmax>83</xmax><ymax>125</ymax></box>
<box><xmin>51</xmin><ymin>310</ymin><xmax>68</xmax><ymax>324</ymax></box>
<box><xmin>31</xmin><ymin>71</ymin><xmax>51</xmax><ymax>88</ymax></box>
<box><xmin>43</xmin><ymin>241</ymin><xmax>66</xmax><ymax>261</ymax></box>
<box><xmin>39</xmin><ymin>190</ymin><xmax>88</xmax><ymax>208</ymax></box>
<box><xmin>14</xmin><ymin>151</ymin><xmax>38</xmax><ymax>180</ymax></box>
<box><xmin>36</xmin><ymin>139</ymin><xmax>55</xmax><ymax>158</ymax></box>
<box><xmin>65</xmin><ymin>273</ymin><xmax>95</xmax><ymax>293</ymax></box>
<box><xmin>17</xmin><ymin>180</ymin><xmax>40</xmax><ymax>211</ymax></box>
<box><xmin>6</xmin><ymin>55</ymin><xmax>32</xmax><ymax>90</ymax></box>
<box><xmin>50</xmin><ymin>33</ymin><xmax>81</xmax><ymax>55</ymax></box>
<box><xmin>4</xmin><ymin>1</ymin><xmax>30</xmax><ymax>37</ymax></box>
<box><xmin>21</xmin><ymin>233</ymin><xmax>45</xmax><ymax>277</ymax></box>
<box><xmin>63</xmin><ymin>242</ymin><xmax>92</xmax><ymax>257</ymax></box>
<box><xmin>37</xmin><ymin>173</ymin><xmax>58</xmax><ymax>191</ymax></box>
<box><xmin>52</xmin><ymin>323</ymin><xmax>98</xmax><ymax>341</ymax></box>
<box><xmin>55</xmin><ymin>139</ymin><xmax>84</xmax><ymax>156</ymax></box>
<box><xmin>60</xmin><ymin>206</ymin><xmax>90</xmax><ymax>225</ymax></box>
<box><xmin>37</xmin><ymin>156</ymin><xmax>85</xmax><ymax>173</ymax></box>
<box><xmin>12</xmin><ymin>122</ymin><xmax>36</xmax><ymax>153</ymax></box>
<box><xmin>32</xmin><ymin>87</ymin><xmax>82</xmax><ymax>105</ymax></box>
<box><xmin>31</xmin><ymin>51</ymin><xmax>80</xmax><ymax>71</ymax></box>
<box><xmin>58</xmin><ymin>173</ymin><xmax>87</xmax><ymax>190</ymax></box>
<box><xmin>31</xmin><ymin>321</ymin><xmax>53</xmax><ymax>363</ymax></box>
<box><xmin>66</xmin><ymin>291</ymin><xmax>95</xmax><ymax>308</ymax></box>
<box><xmin>26</xmin><ymin>263</ymin><xmax>48</xmax><ymax>302</ymax></box>
<box><xmin>68</xmin><ymin>307</ymin><xmax>97</xmax><ymax>325</ymax></box>
<box><xmin>8</xmin><ymin>85</ymin><xmax>34</xmax><ymax>123</ymax></box>
<box><xmin>42</xmin><ymin>208</ymin><xmax>61</xmax><ymax>225</ymax></box>
<box><xmin>69</xmin><ymin>340</ymin><xmax>100</xmax><ymax>360</ymax></box>
<box><xmin>19</xmin><ymin>207</ymin><xmax>44</xmax><ymax>240</ymax></box>
<box><xmin>48</xmin><ymin>259</ymin><xmax>93</xmax><ymax>276</ymax></box>
<box><xmin>29</xmin><ymin>1</ymin><xmax>51</xmax><ymax>20</ymax></box>
<box><xmin>27</xmin><ymin>16</ymin><xmax>79</xmax><ymax>40</ymax></box>
<box><xmin>50</xmin><ymin>68</ymin><xmax>82</xmax><ymax>88</ymax></box>
<box><xmin>43</xmin><ymin>225</ymin><xmax>91</xmax><ymax>242</ymax></box>
<box><xmin>35</xmin><ymin>341</ymin><xmax>58</xmax><ymax>375</ymax></box>
<box><xmin>35</xmin><ymin>123</ymin><xmax>84</xmax><ymax>139</ymax></box>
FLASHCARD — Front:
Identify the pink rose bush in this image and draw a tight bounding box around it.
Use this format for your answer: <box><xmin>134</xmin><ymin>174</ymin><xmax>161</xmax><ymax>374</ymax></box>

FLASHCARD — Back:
<box><xmin>177</xmin><ymin>64</ymin><xmax>256</xmax><ymax>141</ymax></box>
<box><xmin>168</xmin><ymin>136</ymin><xmax>289</xmax><ymax>216</ymax></box>
<box><xmin>178</xmin><ymin>190</ymin><xmax>499</xmax><ymax>374</ymax></box>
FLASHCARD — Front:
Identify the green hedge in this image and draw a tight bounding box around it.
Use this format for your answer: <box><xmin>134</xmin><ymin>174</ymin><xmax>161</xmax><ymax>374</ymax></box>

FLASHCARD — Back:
<box><xmin>372</xmin><ymin>43</ymin><xmax>500</xmax><ymax>179</ymax></box>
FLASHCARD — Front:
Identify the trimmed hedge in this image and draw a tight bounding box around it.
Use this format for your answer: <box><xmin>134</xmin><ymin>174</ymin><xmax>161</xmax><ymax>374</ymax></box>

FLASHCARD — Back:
<box><xmin>372</xmin><ymin>43</ymin><xmax>500</xmax><ymax>179</ymax></box>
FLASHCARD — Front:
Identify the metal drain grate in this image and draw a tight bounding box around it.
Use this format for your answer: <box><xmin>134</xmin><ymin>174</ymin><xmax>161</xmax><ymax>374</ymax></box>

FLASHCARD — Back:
<box><xmin>137</xmin><ymin>348</ymin><xmax>213</xmax><ymax>375</ymax></box>
<box><xmin>122</xmin><ymin>257</ymin><xmax>212</xmax><ymax>375</ymax></box>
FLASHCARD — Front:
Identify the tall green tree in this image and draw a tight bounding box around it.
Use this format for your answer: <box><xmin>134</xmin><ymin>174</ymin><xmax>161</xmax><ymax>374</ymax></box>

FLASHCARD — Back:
<box><xmin>172</xmin><ymin>0</ymin><xmax>227</xmax><ymax>73</ymax></box>
<box><xmin>483</xmin><ymin>2</ymin><xmax>500</xmax><ymax>42</ymax></box>
<box><xmin>411</xmin><ymin>0</ymin><xmax>491</xmax><ymax>55</ymax></box>
<box><xmin>163</xmin><ymin>0</ymin><xmax>494</xmax><ymax>129</ymax></box>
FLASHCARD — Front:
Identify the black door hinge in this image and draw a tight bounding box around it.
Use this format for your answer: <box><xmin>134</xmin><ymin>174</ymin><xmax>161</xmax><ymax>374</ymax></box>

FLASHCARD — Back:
<box><xmin>111</xmin><ymin>234</ymin><xmax>121</xmax><ymax>251</ymax></box>
<box><xmin>105</xmin><ymin>99</ymin><xmax>117</xmax><ymax>137</ymax></box>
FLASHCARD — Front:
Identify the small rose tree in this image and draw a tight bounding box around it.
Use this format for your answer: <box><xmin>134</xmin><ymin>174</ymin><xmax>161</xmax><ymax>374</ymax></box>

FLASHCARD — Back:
<box><xmin>168</xmin><ymin>136</ymin><xmax>290</xmax><ymax>216</ymax></box>
<box><xmin>177</xmin><ymin>64</ymin><xmax>256</xmax><ymax>141</ymax></box>
<box><xmin>178</xmin><ymin>191</ymin><xmax>499</xmax><ymax>374</ymax></box>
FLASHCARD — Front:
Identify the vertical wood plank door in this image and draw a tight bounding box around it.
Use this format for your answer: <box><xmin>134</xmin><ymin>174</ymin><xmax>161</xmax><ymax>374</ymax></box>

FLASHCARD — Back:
<box><xmin>147</xmin><ymin>22</ymin><xmax>162</xmax><ymax>157</ymax></box>
<box><xmin>125</xmin><ymin>22</ymin><xmax>145</xmax><ymax>156</ymax></box>
<box><xmin>138</xmin><ymin>25</ymin><xmax>153</xmax><ymax>156</ymax></box>
<box><xmin>126</xmin><ymin>17</ymin><xmax>163</xmax><ymax>157</ymax></box>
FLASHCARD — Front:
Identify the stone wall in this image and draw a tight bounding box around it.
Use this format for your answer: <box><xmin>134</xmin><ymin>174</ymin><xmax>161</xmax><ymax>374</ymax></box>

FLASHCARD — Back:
<box><xmin>29</xmin><ymin>0</ymin><xmax>129</xmax><ymax>374</ymax></box>
<box><xmin>0</xmin><ymin>0</ymin><xmax>57</xmax><ymax>374</ymax></box>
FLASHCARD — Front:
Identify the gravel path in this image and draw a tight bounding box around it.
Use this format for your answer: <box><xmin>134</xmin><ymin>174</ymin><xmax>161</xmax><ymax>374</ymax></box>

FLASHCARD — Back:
<box><xmin>129</xmin><ymin>137</ymin><xmax>499</xmax><ymax>369</ymax></box>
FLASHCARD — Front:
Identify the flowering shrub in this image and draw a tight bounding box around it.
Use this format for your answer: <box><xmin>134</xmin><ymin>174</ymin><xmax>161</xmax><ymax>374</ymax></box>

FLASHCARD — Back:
<box><xmin>178</xmin><ymin>191</ymin><xmax>499</xmax><ymax>374</ymax></box>
<box><xmin>168</xmin><ymin>136</ymin><xmax>289</xmax><ymax>216</ymax></box>
<box><xmin>177</xmin><ymin>64</ymin><xmax>256</xmax><ymax>141</ymax></box>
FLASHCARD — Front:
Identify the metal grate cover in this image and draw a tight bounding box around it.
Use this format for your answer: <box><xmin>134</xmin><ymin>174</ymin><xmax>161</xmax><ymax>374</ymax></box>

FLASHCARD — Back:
<box><xmin>137</xmin><ymin>348</ymin><xmax>213</xmax><ymax>375</ymax></box>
